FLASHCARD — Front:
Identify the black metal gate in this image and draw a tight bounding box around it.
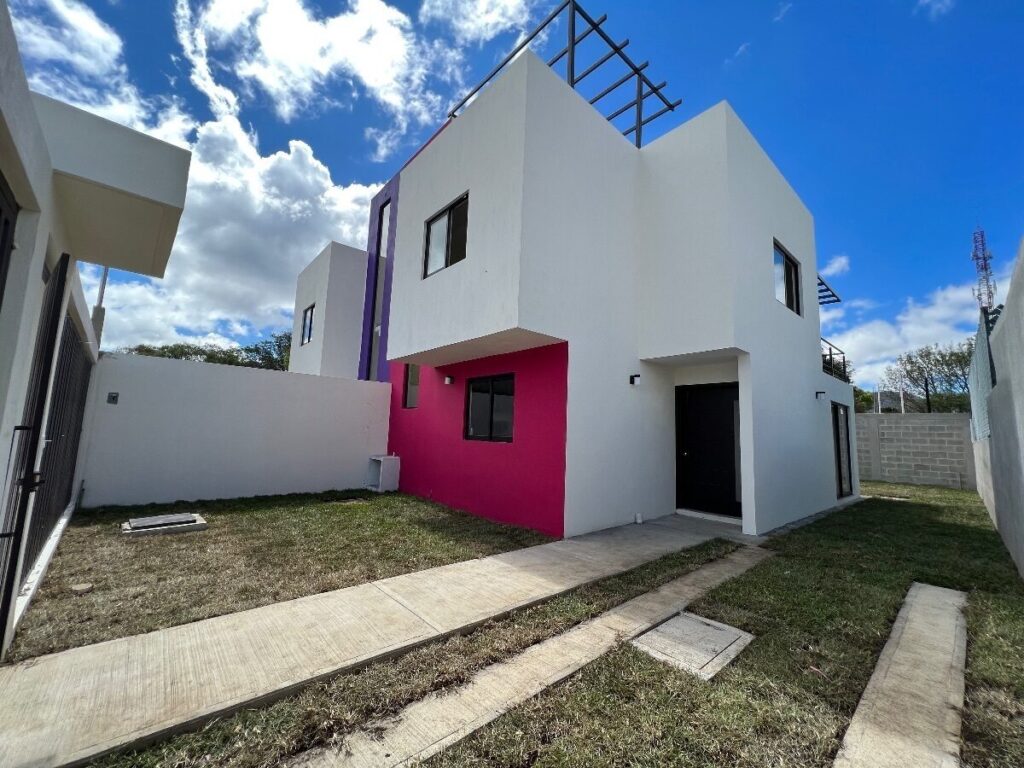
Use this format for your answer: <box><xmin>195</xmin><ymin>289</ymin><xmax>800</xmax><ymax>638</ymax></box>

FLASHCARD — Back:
<box><xmin>22</xmin><ymin>315</ymin><xmax>92</xmax><ymax>574</ymax></box>
<box><xmin>0</xmin><ymin>254</ymin><xmax>71</xmax><ymax>651</ymax></box>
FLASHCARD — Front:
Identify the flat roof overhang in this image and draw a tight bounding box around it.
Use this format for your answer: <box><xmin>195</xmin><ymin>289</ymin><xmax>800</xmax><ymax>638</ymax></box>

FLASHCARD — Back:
<box><xmin>31</xmin><ymin>93</ymin><xmax>191</xmax><ymax>279</ymax></box>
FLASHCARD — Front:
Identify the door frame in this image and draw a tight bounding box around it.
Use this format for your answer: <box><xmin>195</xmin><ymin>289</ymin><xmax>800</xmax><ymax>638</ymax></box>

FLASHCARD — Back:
<box><xmin>674</xmin><ymin>381</ymin><xmax>742</xmax><ymax>518</ymax></box>
<box><xmin>831</xmin><ymin>401</ymin><xmax>853</xmax><ymax>499</ymax></box>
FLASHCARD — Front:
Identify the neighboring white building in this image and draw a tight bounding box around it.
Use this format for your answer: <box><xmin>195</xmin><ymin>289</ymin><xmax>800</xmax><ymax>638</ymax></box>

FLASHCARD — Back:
<box><xmin>288</xmin><ymin>241</ymin><xmax>367</xmax><ymax>379</ymax></box>
<box><xmin>0</xmin><ymin>0</ymin><xmax>191</xmax><ymax>655</ymax></box>
<box><xmin>295</xmin><ymin>48</ymin><xmax>858</xmax><ymax>540</ymax></box>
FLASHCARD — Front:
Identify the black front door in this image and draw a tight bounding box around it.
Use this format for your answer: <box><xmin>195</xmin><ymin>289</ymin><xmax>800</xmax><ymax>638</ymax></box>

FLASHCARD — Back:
<box><xmin>675</xmin><ymin>383</ymin><xmax>741</xmax><ymax>517</ymax></box>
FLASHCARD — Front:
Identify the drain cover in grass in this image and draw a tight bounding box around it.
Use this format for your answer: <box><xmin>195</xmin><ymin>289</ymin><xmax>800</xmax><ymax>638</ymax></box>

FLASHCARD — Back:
<box><xmin>631</xmin><ymin>612</ymin><xmax>753</xmax><ymax>680</ymax></box>
<box><xmin>121</xmin><ymin>513</ymin><xmax>208</xmax><ymax>536</ymax></box>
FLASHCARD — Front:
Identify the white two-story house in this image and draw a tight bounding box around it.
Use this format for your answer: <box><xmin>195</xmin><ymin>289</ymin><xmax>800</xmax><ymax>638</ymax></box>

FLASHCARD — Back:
<box><xmin>293</xmin><ymin>43</ymin><xmax>857</xmax><ymax>539</ymax></box>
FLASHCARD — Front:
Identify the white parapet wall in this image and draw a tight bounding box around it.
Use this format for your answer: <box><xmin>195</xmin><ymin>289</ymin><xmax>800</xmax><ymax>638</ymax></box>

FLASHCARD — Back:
<box><xmin>76</xmin><ymin>354</ymin><xmax>391</xmax><ymax>508</ymax></box>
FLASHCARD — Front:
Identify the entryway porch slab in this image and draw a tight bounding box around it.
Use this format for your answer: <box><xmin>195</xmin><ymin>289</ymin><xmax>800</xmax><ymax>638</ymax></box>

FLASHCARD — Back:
<box><xmin>0</xmin><ymin>513</ymin><xmax>747</xmax><ymax>768</ymax></box>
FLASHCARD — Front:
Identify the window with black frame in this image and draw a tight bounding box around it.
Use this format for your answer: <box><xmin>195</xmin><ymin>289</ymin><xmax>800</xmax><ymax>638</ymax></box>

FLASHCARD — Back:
<box><xmin>465</xmin><ymin>374</ymin><xmax>514</xmax><ymax>442</ymax></box>
<box><xmin>773</xmin><ymin>242</ymin><xmax>802</xmax><ymax>315</ymax></box>
<box><xmin>300</xmin><ymin>304</ymin><xmax>315</xmax><ymax>345</ymax></box>
<box><xmin>424</xmin><ymin>194</ymin><xmax>468</xmax><ymax>277</ymax></box>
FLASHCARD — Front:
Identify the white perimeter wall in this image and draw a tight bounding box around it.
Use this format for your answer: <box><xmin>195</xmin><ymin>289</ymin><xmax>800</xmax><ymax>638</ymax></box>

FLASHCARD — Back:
<box><xmin>77</xmin><ymin>354</ymin><xmax>390</xmax><ymax>507</ymax></box>
<box><xmin>979</xmin><ymin>243</ymin><xmax>1024</xmax><ymax>577</ymax></box>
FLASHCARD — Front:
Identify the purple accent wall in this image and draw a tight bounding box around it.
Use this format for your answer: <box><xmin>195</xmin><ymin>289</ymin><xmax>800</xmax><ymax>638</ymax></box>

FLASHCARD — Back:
<box><xmin>358</xmin><ymin>174</ymin><xmax>400</xmax><ymax>382</ymax></box>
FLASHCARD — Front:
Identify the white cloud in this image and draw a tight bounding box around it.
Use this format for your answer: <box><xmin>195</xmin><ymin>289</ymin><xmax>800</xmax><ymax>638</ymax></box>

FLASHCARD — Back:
<box><xmin>772</xmin><ymin>2</ymin><xmax>793</xmax><ymax>22</ymax></box>
<box><xmin>916</xmin><ymin>0</ymin><xmax>954</xmax><ymax>20</ymax></box>
<box><xmin>724</xmin><ymin>42</ymin><xmax>750</xmax><ymax>68</ymax></box>
<box><xmin>14</xmin><ymin>0</ymin><xmax>381</xmax><ymax>349</ymax></box>
<box><xmin>85</xmin><ymin>117</ymin><xmax>379</xmax><ymax>348</ymax></box>
<box><xmin>819</xmin><ymin>304</ymin><xmax>845</xmax><ymax>332</ymax></box>
<box><xmin>821</xmin><ymin>254</ymin><xmax>850</xmax><ymax>278</ymax></box>
<box><xmin>831</xmin><ymin>264</ymin><xmax>1013</xmax><ymax>388</ymax></box>
<box><xmin>176</xmin><ymin>0</ymin><xmax>462</xmax><ymax>158</ymax></box>
<box><xmin>10</xmin><ymin>0</ymin><xmax>122</xmax><ymax>77</ymax></box>
<box><xmin>419</xmin><ymin>0</ymin><xmax>534</xmax><ymax>45</ymax></box>
<box><xmin>12</xmin><ymin>0</ymin><xmax>197</xmax><ymax>147</ymax></box>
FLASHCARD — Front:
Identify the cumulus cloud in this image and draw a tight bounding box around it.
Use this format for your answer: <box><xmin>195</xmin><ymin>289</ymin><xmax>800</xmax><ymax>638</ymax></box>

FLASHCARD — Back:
<box><xmin>916</xmin><ymin>0</ymin><xmax>954</xmax><ymax>20</ymax></box>
<box><xmin>831</xmin><ymin>264</ymin><xmax>1013</xmax><ymax>388</ymax></box>
<box><xmin>175</xmin><ymin>0</ymin><xmax>463</xmax><ymax>159</ymax></box>
<box><xmin>12</xmin><ymin>0</ymin><xmax>196</xmax><ymax>146</ymax></box>
<box><xmin>12</xmin><ymin>0</ymin><xmax>382</xmax><ymax>349</ymax></box>
<box><xmin>419</xmin><ymin>0</ymin><xmax>535</xmax><ymax>44</ymax></box>
<box><xmin>821</xmin><ymin>254</ymin><xmax>850</xmax><ymax>278</ymax></box>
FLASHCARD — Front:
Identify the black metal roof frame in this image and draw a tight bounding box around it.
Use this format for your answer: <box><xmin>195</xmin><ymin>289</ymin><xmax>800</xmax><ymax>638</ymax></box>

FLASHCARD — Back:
<box><xmin>448</xmin><ymin>1</ymin><xmax>681</xmax><ymax>148</ymax></box>
<box><xmin>817</xmin><ymin>275</ymin><xmax>842</xmax><ymax>306</ymax></box>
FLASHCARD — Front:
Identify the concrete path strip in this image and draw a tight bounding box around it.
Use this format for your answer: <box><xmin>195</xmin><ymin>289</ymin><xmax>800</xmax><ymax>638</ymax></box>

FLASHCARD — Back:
<box><xmin>834</xmin><ymin>582</ymin><xmax>968</xmax><ymax>768</ymax></box>
<box><xmin>0</xmin><ymin>514</ymin><xmax>758</xmax><ymax>768</ymax></box>
<box><xmin>291</xmin><ymin>546</ymin><xmax>772</xmax><ymax>768</ymax></box>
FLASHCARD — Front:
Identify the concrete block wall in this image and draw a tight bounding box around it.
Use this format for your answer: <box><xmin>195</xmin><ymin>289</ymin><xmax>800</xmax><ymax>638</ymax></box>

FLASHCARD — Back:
<box><xmin>856</xmin><ymin>413</ymin><xmax>975</xmax><ymax>490</ymax></box>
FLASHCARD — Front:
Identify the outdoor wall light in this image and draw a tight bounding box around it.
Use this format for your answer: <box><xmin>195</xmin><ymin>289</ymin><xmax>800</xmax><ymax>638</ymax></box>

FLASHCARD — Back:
<box><xmin>629</xmin><ymin>374</ymin><xmax>641</xmax><ymax>385</ymax></box>
<box><xmin>444</xmin><ymin>376</ymin><xmax>455</xmax><ymax>385</ymax></box>
<box><xmin>815</xmin><ymin>391</ymin><xmax>826</xmax><ymax>400</ymax></box>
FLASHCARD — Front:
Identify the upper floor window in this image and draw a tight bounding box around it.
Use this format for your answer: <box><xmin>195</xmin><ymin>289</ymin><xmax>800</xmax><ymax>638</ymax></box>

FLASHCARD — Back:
<box><xmin>465</xmin><ymin>374</ymin><xmax>514</xmax><ymax>442</ymax></box>
<box><xmin>301</xmin><ymin>303</ymin><xmax>315</xmax><ymax>345</ymax></box>
<box><xmin>773</xmin><ymin>243</ymin><xmax>801</xmax><ymax>315</ymax></box>
<box><xmin>424</xmin><ymin>194</ymin><xmax>468</xmax><ymax>277</ymax></box>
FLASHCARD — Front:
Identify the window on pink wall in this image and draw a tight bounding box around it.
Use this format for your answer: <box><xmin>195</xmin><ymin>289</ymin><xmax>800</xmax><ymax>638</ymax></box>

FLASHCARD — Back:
<box><xmin>465</xmin><ymin>374</ymin><xmax>514</xmax><ymax>442</ymax></box>
<box><xmin>403</xmin><ymin>364</ymin><xmax>420</xmax><ymax>408</ymax></box>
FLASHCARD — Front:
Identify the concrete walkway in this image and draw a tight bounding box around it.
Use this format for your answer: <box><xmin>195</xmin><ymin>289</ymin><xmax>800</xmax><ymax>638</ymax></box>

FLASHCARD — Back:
<box><xmin>291</xmin><ymin>546</ymin><xmax>771</xmax><ymax>768</ymax></box>
<box><xmin>834</xmin><ymin>582</ymin><xmax>968</xmax><ymax>768</ymax></box>
<box><xmin>0</xmin><ymin>514</ymin><xmax>758</xmax><ymax>768</ymax></box>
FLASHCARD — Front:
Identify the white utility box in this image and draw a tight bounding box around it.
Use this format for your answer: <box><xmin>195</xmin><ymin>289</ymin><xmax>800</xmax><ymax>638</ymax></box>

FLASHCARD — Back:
<box><xmin>367</xmin><ymin>455</ymin><xmax>400</xmax><ymax>492</ymax></box>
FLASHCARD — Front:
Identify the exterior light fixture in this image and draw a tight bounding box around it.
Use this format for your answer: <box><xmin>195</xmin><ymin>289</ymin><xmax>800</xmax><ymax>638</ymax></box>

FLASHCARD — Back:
<box><xmin>444</xmin><ymin>376</ymin><xmax>455</xmax><ymax>385</ymax></box>
<box><xmin>629</xmin><ymin>374</ymin><xmax>640</xmax><ymax>385</ymax></box>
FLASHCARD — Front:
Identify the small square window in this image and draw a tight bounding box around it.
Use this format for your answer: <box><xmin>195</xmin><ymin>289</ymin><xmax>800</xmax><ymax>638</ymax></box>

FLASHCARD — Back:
<box><xmin>773</xmin><ymin>243</ymin><xmax>801</xmax><ymax>315</ymax></box>
<box><xmin>465</xmin><ymin>374</ymin><xmax>514</xmax><ymax>442</ymax></box>
<box><xmin>403</xmin><ymin>364</ymin><xmax>420</xmax><ymax>408</ymax></box>
<box><xmin>301</xmin><ymin>304</ymin><xmax>315</xmax><ymax>345</ymax></box>
<box><xmin>424</xmin><ymin>194</ymin><xmax>468</xmax><ymax>277</ymax></box>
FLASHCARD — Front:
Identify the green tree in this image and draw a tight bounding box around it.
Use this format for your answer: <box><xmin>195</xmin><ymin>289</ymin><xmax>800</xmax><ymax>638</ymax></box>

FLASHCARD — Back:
<box><xmin>880</xmin><ymin>338</ymin><xmax>974</xmax><ymax>413</ymax></box>
<box><xmin>853</xmin><ymin>386</ymin><xmax>875</xmax><ymax>413</ymax></box>
<box><xmin>120</xmin><ymin>331</ymin><xmax>292</xmax><ymax>372</ymax></box>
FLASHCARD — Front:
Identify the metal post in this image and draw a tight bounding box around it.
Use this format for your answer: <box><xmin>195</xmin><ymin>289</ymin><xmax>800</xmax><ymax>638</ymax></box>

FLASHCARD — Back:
<box><xmin>566</xmin><ymin>1</ymin><xmax>576</xmax><ymax>86</ymax></box>
<box><xmin>634</xmin><ymin>73</ymin><xmax>643</xmax><ymax>147</ymax></box>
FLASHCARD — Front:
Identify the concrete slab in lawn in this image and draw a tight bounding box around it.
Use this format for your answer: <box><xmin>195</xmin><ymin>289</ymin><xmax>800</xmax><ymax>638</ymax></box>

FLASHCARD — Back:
<box><xmin>291</xmin><ymin>546</ymin><xmax>773</xmax><ymax>768</ymax></box>
<box><xmin>0</xmin><ymin>512</ymin><xmax>747</xmax><ymax>768</ymax></box>
<box><xmin>631</xmin><ymin>612</ymin><xmax>753</xmax><ymax>680</ymax></box>
<box><xmin>834</xmin><ymin>582</ymin><xmax>967</xmax><ymax>768</ymax></box>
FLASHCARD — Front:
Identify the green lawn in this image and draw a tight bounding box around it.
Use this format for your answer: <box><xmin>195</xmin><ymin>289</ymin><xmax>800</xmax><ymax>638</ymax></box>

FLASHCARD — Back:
<box><xmin>427</xmin><ymin>482</ymin><xmax>1024</xmax><ymax>768</ymax></box>
<box><xmin>9</xmin><ymin>491</ymin><xmax>550</xmax><ymax>662</ymax></box>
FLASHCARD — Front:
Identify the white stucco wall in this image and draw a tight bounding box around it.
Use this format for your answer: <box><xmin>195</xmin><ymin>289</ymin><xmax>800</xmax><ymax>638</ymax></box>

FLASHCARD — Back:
<box><xmin>76</xmin><ymin>355</ymin><xmax>391</xmax><ymax>507</ymax></box>
<box><xmin>386</xmin><ymin>55</ymin><xmax>530</xmax><ymax>363</ymax></box>
<box><xmin>980</xmin><ymin>242</ymin><xmax>1024</xmax><ymax>577</ymax></box>
<box><xmin>289</xmin><ymin>241</ymin><xmax>366</xmax><ymax>379</ymax></box>
<box><xmin>383</xmin><ymin>50</ymin><xmax>855</xmax><ymax>537</ymax></box>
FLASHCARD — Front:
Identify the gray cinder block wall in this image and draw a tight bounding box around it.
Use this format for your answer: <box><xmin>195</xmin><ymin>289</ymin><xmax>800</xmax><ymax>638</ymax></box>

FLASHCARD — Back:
<box><xmin>856</xmin><ymin>413</ymin><xmax>976</xmax><ymax>490</ymax></box>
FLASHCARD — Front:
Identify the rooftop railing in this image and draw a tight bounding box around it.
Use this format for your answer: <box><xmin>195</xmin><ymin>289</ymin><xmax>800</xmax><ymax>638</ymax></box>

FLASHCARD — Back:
<box><xmin>821</xmin><ymin>337</ymin><xmax>851</xmax><ymax>383</ymax></box>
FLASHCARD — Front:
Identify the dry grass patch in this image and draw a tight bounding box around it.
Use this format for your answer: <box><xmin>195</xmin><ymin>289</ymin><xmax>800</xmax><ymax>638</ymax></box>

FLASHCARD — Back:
<box><xmin>9</xmin><ymin>491</ymin><xmax>549</xmax><ymax>661</ymax></box>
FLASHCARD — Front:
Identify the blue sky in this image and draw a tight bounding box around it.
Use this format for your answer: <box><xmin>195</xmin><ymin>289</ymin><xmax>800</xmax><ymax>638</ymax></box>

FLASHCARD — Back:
<box><xmin>8</xmin><ymin>0</ymin><xmax>1024</xmax><ymax>385</ymax></box>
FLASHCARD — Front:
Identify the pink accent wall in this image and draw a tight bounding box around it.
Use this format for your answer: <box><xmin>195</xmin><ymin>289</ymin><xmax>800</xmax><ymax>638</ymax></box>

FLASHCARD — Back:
<box><xmin>387</xmin><ymin>342</ymin><xmax>568</xmax><ymax>537</ymax></box>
